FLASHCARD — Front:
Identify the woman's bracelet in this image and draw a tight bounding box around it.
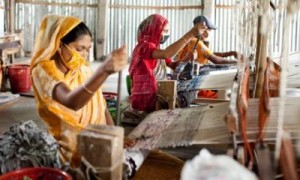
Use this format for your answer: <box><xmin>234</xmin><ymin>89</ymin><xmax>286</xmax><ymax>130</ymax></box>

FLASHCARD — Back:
<box><xmin>83</xmin><ymin>83</ymin><xmax>95</xmax><ymax>94</ymax></box>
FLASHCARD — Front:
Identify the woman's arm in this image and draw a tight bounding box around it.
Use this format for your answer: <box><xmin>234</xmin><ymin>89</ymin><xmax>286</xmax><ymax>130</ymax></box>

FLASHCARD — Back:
<box><xmin>152</xmin><ymin>24</ymin><xmax>207</xmax><ymax>59</ymax></box>
<box><xmin>53</xmin><ymin>45</ymin><xmax>128</xmax><ymax>111</ymax></box>
<box><xmin>105</xmin><ymin>108</ymin><xmax>114</xmax><ymax>125</ymax></box>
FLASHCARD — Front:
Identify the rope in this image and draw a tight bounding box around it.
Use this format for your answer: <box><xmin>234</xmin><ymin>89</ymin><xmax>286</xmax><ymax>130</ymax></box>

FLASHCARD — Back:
<box><xmin>81</xmin><ymin>155</ymin><xmax>123</xmax><ymax>180</ymax></box>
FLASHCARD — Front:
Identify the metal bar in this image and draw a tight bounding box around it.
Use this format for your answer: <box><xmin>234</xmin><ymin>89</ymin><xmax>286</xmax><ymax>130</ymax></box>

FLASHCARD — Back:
<box><xmin>15</xmin><ymin>0</ymin><xmax>98</xmax><ymax>8</ymax></box>
<box><xmin>109</xmin><ymin>4</ymin><xmax>203</xmax><ymax>10</ymax></box>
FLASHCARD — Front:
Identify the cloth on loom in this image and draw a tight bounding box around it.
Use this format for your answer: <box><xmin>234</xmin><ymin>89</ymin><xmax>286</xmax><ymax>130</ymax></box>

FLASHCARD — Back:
<box><xmin>0</xmin><ymin>120</ymin><xmax>61</xmax><ymax>174</ymax></box>
<box><xmin>176</xmin><ymin>64</ymin><xmax>233</xmax><ymax>92</ymax></box>
<box><xmin>197</xmin><ymin>64</ymin><xmax>231</xmax><ymax>99</ymax></box>
<box><xmin>198</xmin><ymin>64</ymin><xmax>231</xmax><ymax>76</ymax></box>
<box><xmin>177</xmin><ymin>75</ymin><xmax>205</xmax><ymax>92</ymax></box>
<box><xmin>128</xmin><ymin>103</ymin><xmax>231</xmax><ymax>151</ymax></box>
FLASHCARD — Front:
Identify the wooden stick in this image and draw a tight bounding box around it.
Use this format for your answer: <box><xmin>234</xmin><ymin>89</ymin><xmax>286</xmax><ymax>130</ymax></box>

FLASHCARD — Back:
<box><xmin>253</xmin><ymin>2</ymin><xmax>269</xmax><ymax>98</ymax></box>
<box><xmin>116</xmin><ymin>71</ymin><xmax>122</xmax><ymax>126</ymax></box>
<box><xmin>279</xmin><ymin>131</ymin><xmax>299</xmax><ymax>180</ymax></box>
<box><xmin>255</xmin><ymin>142</ymin><xmax>274</xmax><ymax>180</ymax></box>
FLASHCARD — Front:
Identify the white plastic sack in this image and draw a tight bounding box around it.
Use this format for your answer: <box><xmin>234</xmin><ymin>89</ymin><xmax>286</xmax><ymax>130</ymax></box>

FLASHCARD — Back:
<box><xmin>181</xmin><ymin>149</ymin><xmax>257</xmax><ymax>180</ymax></box>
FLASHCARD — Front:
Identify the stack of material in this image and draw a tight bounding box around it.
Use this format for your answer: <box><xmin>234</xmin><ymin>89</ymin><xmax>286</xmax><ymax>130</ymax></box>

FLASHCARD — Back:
<box><xmin>128</xmin><ymin>103</ymin><xmax>231</xmax><ymax>151</ymax></box>
<box><xmin>0</xmin><ymin>120</ymin><xmax>60</xmax><ymax>174</ymax></box>
<box><xmin>0</xmin><ymin>92</ymin><xmax>19</xmax><ymax>104</ymax></box>
<box><xmin>78</xmin><ymin>125</ymin><xmax>124</xmax><ymax>180</ymax></box>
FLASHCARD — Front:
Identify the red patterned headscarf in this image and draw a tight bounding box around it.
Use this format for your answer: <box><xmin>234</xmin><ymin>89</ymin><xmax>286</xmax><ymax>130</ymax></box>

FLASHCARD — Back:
<box><xmin>129</xmin><ymin>14</ymin><xmax>168</xmax><ymax>75</ymax></box>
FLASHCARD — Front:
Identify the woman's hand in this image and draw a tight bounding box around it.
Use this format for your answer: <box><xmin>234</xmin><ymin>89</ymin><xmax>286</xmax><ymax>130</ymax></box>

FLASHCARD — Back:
<box><xmin>101</xmin><ymin>45</ymin><xmax>128</xmax><ymax>75</ymax></box>
<box><xmin>191</xmin><ymin>22</ymin><xmax>207</xmax><ymax>37</ymax></box>
<box><xmin>124</xmin><ymin>137</ymin><xmax>136</xmax><ymax>148</ymax></box>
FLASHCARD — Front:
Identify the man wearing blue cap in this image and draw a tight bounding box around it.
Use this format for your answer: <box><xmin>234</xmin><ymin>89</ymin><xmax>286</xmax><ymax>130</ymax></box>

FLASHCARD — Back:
<box><xmin>177</xmin><ymin>15</ymin><xmax>237</xmax><ymax>65</ymax></box>
<box><xmin>177</xmin><ymin>15</ymin><xmax>238</xmax><ymax>98</ymax></box>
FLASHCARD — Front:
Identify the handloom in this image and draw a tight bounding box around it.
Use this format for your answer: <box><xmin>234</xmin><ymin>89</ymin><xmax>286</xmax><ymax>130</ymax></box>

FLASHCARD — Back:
<box><xmin>128</xmin><ymin>103</ymin><xmax>231</xmax><ymax>151</ymax></box>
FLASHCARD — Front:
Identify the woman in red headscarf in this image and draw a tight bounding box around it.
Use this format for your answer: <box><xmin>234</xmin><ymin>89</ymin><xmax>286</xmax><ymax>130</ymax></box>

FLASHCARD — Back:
<box><xmin>129</xmin><ymin>14</ymin><xmax>206</xmax><ymax>112</ymax></box>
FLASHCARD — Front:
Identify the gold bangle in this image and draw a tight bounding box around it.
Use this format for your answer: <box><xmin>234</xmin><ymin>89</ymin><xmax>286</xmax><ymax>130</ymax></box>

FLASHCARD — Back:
<box><xmin>83</xmin><ymin>83</ymin><xmax>95</xmax><ymax>94</ymax></box>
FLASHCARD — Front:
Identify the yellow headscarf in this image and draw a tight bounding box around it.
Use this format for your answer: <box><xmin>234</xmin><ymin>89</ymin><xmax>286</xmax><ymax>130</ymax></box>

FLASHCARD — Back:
<box><xmin>31</xmin><ymin>15</ymin><xmax>106</xmax><ymax>166</ymax></box>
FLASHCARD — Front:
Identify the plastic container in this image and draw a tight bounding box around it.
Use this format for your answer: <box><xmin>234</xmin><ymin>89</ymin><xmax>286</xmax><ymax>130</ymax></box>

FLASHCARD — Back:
<box><xmin>103</xmin><ymin>92</ymin><xmax>125</xmax><ymax>120</ymax></box>
<box><xmin>126</xmin><ymin>75</ymin><xmax>131</xmax><ymax>95</ymax></box>
<box><xmin>0</xmin><ymin>167</ymin><xmax>72</xmax><ymax>180</ymax></box>
<box><xmin>7</xmin><ymin>64</ymin><xmax>31</xmax><ymax>93</ymax></box>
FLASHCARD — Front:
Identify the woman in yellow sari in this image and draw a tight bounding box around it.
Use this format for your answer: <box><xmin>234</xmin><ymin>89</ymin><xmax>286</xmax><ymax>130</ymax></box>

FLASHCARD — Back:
<box><xmin>31</xmin><ymin>15</ymin><xmax>128</xmax><ymax>166</ymax></box>
<box><xmin>31</xmin><ymin>15</ymin><xmax>183</xmax><ymax>179</ymax></box>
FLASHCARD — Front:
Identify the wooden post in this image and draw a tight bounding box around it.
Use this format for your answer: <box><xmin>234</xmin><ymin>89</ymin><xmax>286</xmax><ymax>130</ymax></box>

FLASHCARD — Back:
<box><xmin>96</xmin><ymin>0</ymin><xmax>108</xmax><ymax>59</ymax></box>
<box><xmin>253</xmin><ymin>1</ymin><xmax>270</xmax><ymax>98</ymax></box>
<box><xmin>0</xmin><ymin>0</ymin><xmax>4</xmax><ymax>36</ymax></box>
<box><xmin>8</xmin><ymin>0</ymin><xmax>15</xmax><ymax>33</ymax></box>
<box><xmin>156</xmin><ymin>80</ymin><xmax>177</xmax><ymax>110</ymax></box>
<box><xmin>279</xmin><ymin>131</ymin><xmax>299</xmax><ymax>180</ymax></box>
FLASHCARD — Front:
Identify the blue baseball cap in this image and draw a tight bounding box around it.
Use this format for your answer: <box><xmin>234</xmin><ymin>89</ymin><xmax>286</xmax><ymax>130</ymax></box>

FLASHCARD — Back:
<box><xmin>193</xmin><ymin>15</ymin><xmax>217</xmax><ymax>30</ymax></box>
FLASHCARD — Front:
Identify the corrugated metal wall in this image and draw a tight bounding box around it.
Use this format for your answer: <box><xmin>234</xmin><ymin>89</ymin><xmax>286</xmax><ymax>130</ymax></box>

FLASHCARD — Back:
<box><xmin>12</xmin><ymin>0</ymin><xmax>300</xmax><ymax>57</ymax></box>
<box><xmin>15</xmin><ymin>0</ymin><xmax>98</xmax><ymax>53</ymax></box>
<box><xmin>0</xmin><ymin>0</ymin><xmax>4</xmax><ymax>36</ymax></box>
<box><xmin>106</xmin><ymin>0</ymin><xmax>203</xmax><ymax>56</ymax></box>
<box><xmin>271</xmin><ymin>0</ymin><xmax>300</xmax><ymax>56</ymax></box>
<box><xmin>214</xmin><ymin>0</ymin><xmax>300</xmax><ymax>56</ymax></box>
<box><xmin>212</xmin><ymin>0</ymin><xmax>236</xmax><ymax>53</ymax></box>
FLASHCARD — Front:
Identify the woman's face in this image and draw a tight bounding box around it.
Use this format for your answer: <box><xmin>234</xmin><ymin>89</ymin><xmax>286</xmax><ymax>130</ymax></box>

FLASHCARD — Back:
<box><xmin>61</xmin><ymin>34</ymin><xmax>92</xmax><ymax>61</ymax></box>
<box><xmin>162</xmin><ymin>23</ymin><xmax>169</xmax><ymax>36</ymax></box>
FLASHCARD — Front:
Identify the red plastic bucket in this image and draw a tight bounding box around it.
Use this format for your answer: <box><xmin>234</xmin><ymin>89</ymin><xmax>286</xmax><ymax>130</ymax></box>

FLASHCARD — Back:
<box><xmin>7</xmin><ymin>64</ymin><xmax>31</xmax><ymax>93</ymax></box>
<box><xmin>0</xmin><ymin>167</ymin><xmax>72</xmax><ymax>180</ymax></box>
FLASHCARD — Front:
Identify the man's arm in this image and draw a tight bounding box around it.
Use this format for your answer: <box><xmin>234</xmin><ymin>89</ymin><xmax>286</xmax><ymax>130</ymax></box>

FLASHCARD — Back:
<box><xmin>207</xmin><ymin>53</ymin><xmax>236</xmax><ymax>64</ymax></box>
<box><xmin>214</xmin><ymin>51</ymin><xmax>238</xmax><ymax>58</ymax></box>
